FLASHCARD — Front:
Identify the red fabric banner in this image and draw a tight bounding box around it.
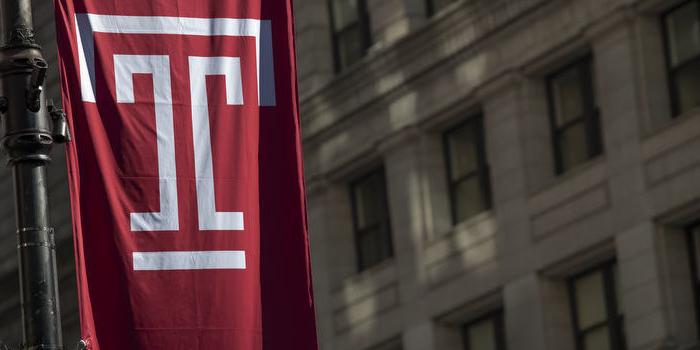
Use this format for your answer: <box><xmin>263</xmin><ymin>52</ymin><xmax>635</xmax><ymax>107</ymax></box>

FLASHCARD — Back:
<box><xmin>53</xmin><ymin>1</ymin><xmax>317</xmax><ymax>349</ymax></box>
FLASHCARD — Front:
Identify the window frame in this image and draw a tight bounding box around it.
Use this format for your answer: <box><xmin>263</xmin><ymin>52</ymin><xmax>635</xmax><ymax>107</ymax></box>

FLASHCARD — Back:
<box><xmin>545</xmin><ymin>55</ymin><xmax>602</xmax><ymax>175</ymax></box>
<box><xmin>460</xmin><ymin>309</ymin><xmax>506</xmax><ymax>350</ymax></box>
<box><xmin>349</xmin><ymin>167</ymin><xmax>394</xmax><ymax>272</ymax></box>
<box><xmin>660</xmin><ymin>0</ymin><xmax>700</xmax><ymax>117</ymax></box>
<box><xmin>567</xmin><ymin>260</ymin><xmax>626</xmax><ymax>350</ymax></box>
<box><xmin>327</xmin><ymin>0</ymin><xmax>372</xmax><ymax>72</ymax></box>
<box><xmin>425</xmin><ymin>0</ymin><xmax>458</xmax><ymax>17</ymax></box>
<box><xmin>442</xmin><ymin>114</ymin><xmax>492</xmax><ymax>225</ymax></box>
<box><xmin>685</xmin><ymin>223</ymin><xmax>700</xmax><ymax>337</ymax></box>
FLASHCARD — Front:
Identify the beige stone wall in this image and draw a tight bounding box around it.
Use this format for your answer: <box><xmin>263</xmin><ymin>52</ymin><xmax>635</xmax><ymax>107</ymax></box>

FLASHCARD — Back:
<box><xmin>298</xmin><ymin>0</ymin><xmax>700</xmax><ymax>349</ymax></box>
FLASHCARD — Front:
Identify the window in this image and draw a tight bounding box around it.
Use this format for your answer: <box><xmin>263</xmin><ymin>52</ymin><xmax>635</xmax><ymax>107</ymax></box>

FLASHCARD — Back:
<box><xmin>569</xmin><ymin>262</ymin><xmax>625</xmax><ymax>350</ymax></box>
<box><xmin>328</xmin><ymin>0</ymin><xmax>372</xmax><ymax>72</ymax></box>
<box><xmin>546</xmin><ymin>56</ymin><xmax>602</xmax><ymax>174</ymax></box>
<box><xmin>426</xmin><ymin>0</ymin><xmax>459</xmax><ymax>17</ymax></box>
<box><xmin>662</xmin><ymin>0</ymin><xmax>700</xmax><ymax>115</ymax></box>
<box><xmin>443</xmin><ymin>115</ymin><xmax>492</xmax><ymax>224</ymax></box>
<box><xmin>350</xmin><ymin>168</ymin><xmax>393</xmax><ymax>271</ymax></box>
<box><xmin>686</xmin><ymin>224</ymin><xmax>700</xmax><ymax>336</ymax></box>
<box><xmin>461</xmin><ymin>311</ymin><xmax>506</xmax><ymax>350</ymax></box>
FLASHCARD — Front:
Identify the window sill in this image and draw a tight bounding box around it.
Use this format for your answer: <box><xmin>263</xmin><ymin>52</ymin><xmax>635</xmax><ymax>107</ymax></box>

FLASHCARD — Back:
<box><xmin>530</xmin><ymin>155</ymin><xmax>607</xmax><ymax>198</ymax></box>
<box><xmin>527</xmin><ymin>157</ymin><xmax>608</xmax><ymax>225</ymax></box>
<box><xmin>644</xmin><ymin>106</ymin><xmax>700</xmax><ymax>140</ymax></box>
<box><xmin>332</xmin><ymin>258</ymin><xmax>397</xmax><ymax>296</ymax></box>
<box><xmin>330</xmin><ymin>258</ymin><xmax>398</xmax><ymax>314</ymax></box>
<box><xmin>641</xmin><ymin>107</ymin><xmax>700</xmax><ymax>162</ymax></box>
<box><xmin>426</xmin><ymin>210</ymin><xmax>495</xmax><ymax>247</ymax></box>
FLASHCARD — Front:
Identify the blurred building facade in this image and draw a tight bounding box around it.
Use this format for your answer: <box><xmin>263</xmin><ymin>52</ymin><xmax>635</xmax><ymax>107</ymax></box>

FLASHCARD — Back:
<box><xmin>297</xmin><ymin>0</ymin><xmax>700</xmax><ymax>350</ymax></box>
<box><xmin>0</xmin><ymin>0</ymin><xmax>700</xmax><ymax>350</ymax></box>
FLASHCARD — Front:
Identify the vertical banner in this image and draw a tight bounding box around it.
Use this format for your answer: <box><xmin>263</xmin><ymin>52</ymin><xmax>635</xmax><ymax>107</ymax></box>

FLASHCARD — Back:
<box><xmin>53</xmin><ymin>1</ymin><xmax>318</xmax><ymax>349</ymax></box>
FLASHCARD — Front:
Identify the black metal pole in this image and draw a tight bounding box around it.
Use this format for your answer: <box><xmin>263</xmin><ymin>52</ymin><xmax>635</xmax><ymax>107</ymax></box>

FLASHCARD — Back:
<box><xmin>0</xmin><ymin>0</ymin><xmax>67</xmax><ymax>349</ymax></box>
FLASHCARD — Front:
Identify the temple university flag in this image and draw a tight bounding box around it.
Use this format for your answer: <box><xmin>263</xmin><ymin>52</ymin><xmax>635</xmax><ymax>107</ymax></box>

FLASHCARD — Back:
<box><xmin>53</xmin><ymin>0</ymin><xmax>318</xmax><ymax>348</ymax></box>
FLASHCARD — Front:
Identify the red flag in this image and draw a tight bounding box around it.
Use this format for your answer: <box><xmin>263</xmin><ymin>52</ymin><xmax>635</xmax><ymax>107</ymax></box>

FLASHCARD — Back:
<box><xmin>53</xmin><ymin>1</ymin><xmax>317</xmax><ymax>349</ymax></box>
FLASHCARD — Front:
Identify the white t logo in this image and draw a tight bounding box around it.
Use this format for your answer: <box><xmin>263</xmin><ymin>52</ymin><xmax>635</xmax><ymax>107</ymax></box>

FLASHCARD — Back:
<box><xmin>76</xmin><ymin>14</ymin><xmax>276</xmax><ymax>271</ymax></box>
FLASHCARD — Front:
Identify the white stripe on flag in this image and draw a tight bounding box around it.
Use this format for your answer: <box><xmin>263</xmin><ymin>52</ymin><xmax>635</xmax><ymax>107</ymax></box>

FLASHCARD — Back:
<box><xmin>133</xmin><ymin>251</ymin><xmax>246</xmax><ymax>271</ymax></box>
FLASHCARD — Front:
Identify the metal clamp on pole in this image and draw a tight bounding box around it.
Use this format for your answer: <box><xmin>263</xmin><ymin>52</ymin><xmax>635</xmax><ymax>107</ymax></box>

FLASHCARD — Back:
<box><xmin>0</xmin><ymin>0</ymin><xmax>65</xmax><ymax>349</ymax></box>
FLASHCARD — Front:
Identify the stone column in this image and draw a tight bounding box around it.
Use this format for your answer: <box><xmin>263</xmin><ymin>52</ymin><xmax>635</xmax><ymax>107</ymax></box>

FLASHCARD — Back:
<box><xmin>588</xmin><ymin>11</ymin><xmax>672</xmax><ymax>350</ymax></box>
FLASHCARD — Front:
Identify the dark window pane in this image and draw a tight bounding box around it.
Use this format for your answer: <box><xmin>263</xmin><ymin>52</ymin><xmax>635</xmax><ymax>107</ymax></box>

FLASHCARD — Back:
<box><xmin>583</xmin><ymin>326</ymin><xmax>610</xmax><ymax>350</ymax></box>
<box><xmin>692</xmin><ymin>227</ymin><xmax>700</xmax><ymax>282</ymax></box>
<box><xmin>351</xmin><ymin>169</ymin><xmax>392</xmax><ymax>271</ymax></box>
<box><xmin>447</xmin><ymin>123</ymin><xmax>478</xmax><ymax>180</ymax></box>
<box><xmin>574</xmin><ymin>271</ymin><xmax>607</xmax><ymax>329</ymax></box>
<box><xmin>558</xmin><ymin>122</ymin><xmax>589</xmax><ymax>171</ymax></box>
<box><xmin>330</xmin><ymin>0</ymin><xmax>370</xmax><ymax>71</ymax></box>
<box><xmin>357</xmin><ymin>227</ymin><xmax>390</xmax><ymax>269</ymax></box>
<box><xmin>665</xmin><ymin>1</ymin><xmax>700</xmax><ymax>67</ymax></box>
<box><xmin>462</xmin><ymin>312</ymin><xmax>505</xmax><ymax>350</ymax></box>
<box><xmin>467</xmin><ymin>318</ymin><xmax>498</xmax><ymax>350</ymax></box>
<box><xmin>444</xmin><ymin>116</ymin><xmax>491</xmax><ymax>224</ymax></box>
<box><xmin>673</xmin><ymin>59</ymin><xmax>700</xmax><ymax>113</ymax></box>
<box><xmin>547</xmin><ymin>58</ymin><xmax>599</xmax><ymax>174</ymax></box>
<box><xmin>551</xmin><ymin>67</ymin><xmax>585</xmax><ymax>126</ymax></box>
<box><xmin>570</xmin><ymin>262</ymin><xmax>625</xmax><ymax>350</ymax></box>
<box><xmin>337</xmin><ymin>25</ymin><xmax>366</xmax><ymax>70</ymax></box>
<box><xmin>332</xmin><ymin>0</ymin><xmax>360</xmax><ymax>30</ymax></box>
<box><xmin>352</xmin><ymin>171</ymin><xmax>385</xmax><ymax>229</ymax></box>
<box><xmin>428</xmin><ymin>0</ymin><xmax>458</xmax><ymax>15</ymax></box>
<box><xmin>453</xmin><ymin>176</ymin><xmax>487</xmax><ymax>222</ymax></box>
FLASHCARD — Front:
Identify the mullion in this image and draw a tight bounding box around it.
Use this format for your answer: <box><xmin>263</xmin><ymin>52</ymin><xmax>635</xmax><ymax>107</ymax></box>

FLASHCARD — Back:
<box><xmin>336</xmin><ymin>21</ymin><xmax>360</xmax><ymax>39</ymax></box>
<box><xmin>451</xmin><ymin>169</ymin><xmax>479</xmax><ymax>185</ymax></box>
<box><xmin>578</xmin><ymin>320</ymin><xmax>610</xmax><ymax>336</ymax></box>
<box><xmin>554</xmin><ymin>116</ymin><xmax>586</xmax><ymax>135</ymax></box>
<box><xmin>356</xmin><ymin>222</ymin><xmax>382</xmax><ymax>234</ymax></box>
<box><xmin>449</xmin><ymin>171</ymin><xmax>479</xmax><ymax>221</ymax></box>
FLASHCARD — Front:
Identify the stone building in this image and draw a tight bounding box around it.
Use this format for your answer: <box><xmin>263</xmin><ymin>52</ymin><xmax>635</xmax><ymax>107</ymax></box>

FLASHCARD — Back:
<box><xmin>1</xmin><ymin>0</ymin><xmax>700</xmax><ymax>350</ymax></box>
<box><xmin>297</xmin><ymin>0</ymin><xmax>700</xmax><ymax>349</ymax></box>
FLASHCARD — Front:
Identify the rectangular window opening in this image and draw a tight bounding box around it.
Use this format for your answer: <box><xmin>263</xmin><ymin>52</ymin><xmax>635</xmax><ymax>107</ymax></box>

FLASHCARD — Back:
<box><xmin>443</xmin><ymin>114</ymin><xmax>492</xmax><ymax>224</ymax></box>
<box><xmin>461</xmin><ymin>310</ymin><xmax>506</xmax><ymax>350</ymax></box>
<box><xmin>329</xmin><ymin>0</ymin><xmax>372</xmax><ymax>72</ymax></box>
<box><xmin>662</xmin><ymin>0</ymin><xmax>700</xmax><ymax>116</ymax></box>
<box><xmin>546</xmin><ymin>56</ymin><xmax>602</xmax><ymax>174</ymax></box>
<box><xmin>568</xmin><ymin>261</ymin><xmax>626</xmax><ymax>350</ymax></box>
<box><xmin>350</xmin><ymin>168</ymin><xmax>393</xmax><ymax>272</ymax></box>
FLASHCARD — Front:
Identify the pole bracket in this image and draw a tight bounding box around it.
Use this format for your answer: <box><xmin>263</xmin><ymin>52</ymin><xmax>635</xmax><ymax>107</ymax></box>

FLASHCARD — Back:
<box><xmin>2</xmin><ymin>25</ymin><xmax>39</xmax><ymax>50</ymax></box>
<box><xmin>16</xmin><ymin>227</ymin><xmax>56</xmax><ymax>250</ymax></box>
